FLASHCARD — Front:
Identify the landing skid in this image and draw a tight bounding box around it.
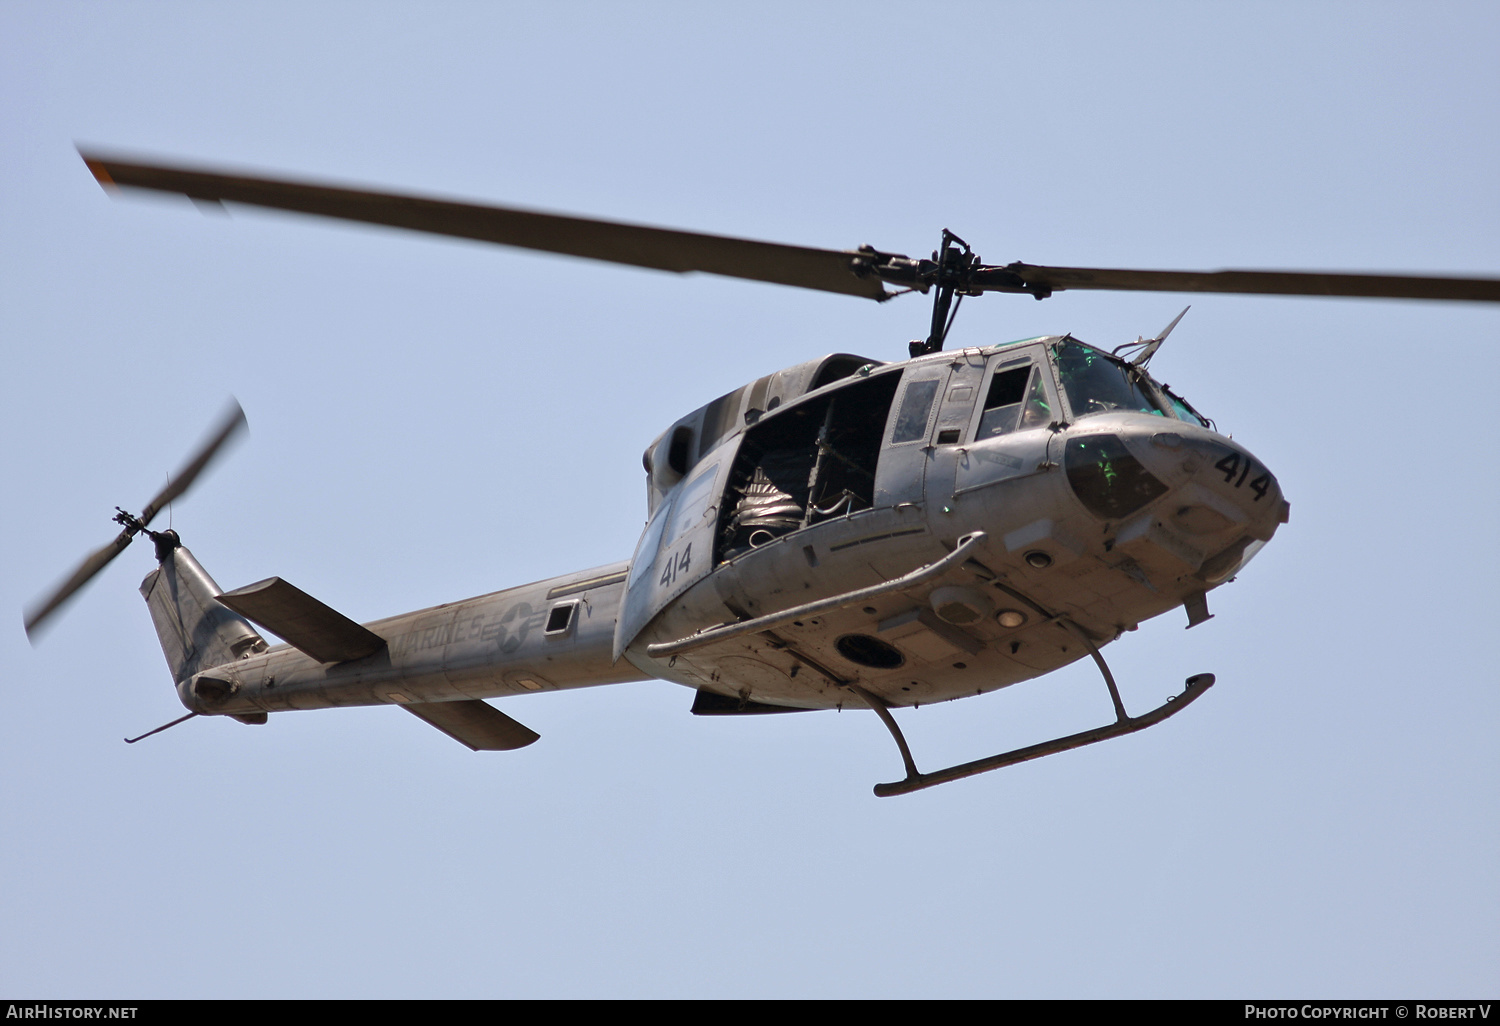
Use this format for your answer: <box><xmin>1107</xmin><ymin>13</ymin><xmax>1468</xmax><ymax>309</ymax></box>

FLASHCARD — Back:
<box><xmin>858</xmin><ymin>673</ymin><xmax>1214</xmax><ymax>797</ymax></box>
<box><xmin>855</xmin><ymin>569</ymin><xmax>1218</xmax><ymax>796</ymax></box>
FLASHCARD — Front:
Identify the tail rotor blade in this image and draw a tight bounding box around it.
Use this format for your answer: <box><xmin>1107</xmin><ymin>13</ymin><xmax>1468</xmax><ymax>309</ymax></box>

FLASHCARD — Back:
<box><xmin>24</xmin><ymin>528</ymin><xmax>136</xmax><ymax>640</ymax></box>
<box><xmin>138</xmin><ymin>400</ymin><xmax>246</xmax><ymax>527</ymax></box>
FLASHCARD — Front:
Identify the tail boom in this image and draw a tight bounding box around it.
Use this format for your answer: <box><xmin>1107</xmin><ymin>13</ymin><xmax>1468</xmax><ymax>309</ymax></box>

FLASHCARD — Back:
<box><xmin>163</xmin><ymin>559</ymin><xmax>652</xmax><ymax>720</ymax></box>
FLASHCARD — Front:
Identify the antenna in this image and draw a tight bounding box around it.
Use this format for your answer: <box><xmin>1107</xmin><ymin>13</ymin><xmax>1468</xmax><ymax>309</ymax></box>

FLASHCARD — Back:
<box><xmin>1114</xmin><ymin>306</ymin><xmax>1191</xmax><ymax>367</ymax></box>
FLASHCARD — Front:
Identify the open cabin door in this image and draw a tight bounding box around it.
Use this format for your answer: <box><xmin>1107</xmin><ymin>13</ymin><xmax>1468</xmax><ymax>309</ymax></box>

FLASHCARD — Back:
<box><xmin>714</xmin><ymin>367</ymin><xmax>904</xmax><ymax>564</ymax></box>
<box><xmin>617</xmin><ymin>366</ymin><xmax>908</xmax><ymax>658</ymax></box>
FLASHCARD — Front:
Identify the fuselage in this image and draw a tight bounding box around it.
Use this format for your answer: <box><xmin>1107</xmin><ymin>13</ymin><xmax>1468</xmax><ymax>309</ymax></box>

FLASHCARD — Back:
<box><xmin>173</xmin><ymin>334</ymin><xmax>1286</xmax><ymax>722</ymax></box>
<box><xmin>616</xmin><ymin>335</ymin><xmax>1287</xmax><ymax>710</ymax></box>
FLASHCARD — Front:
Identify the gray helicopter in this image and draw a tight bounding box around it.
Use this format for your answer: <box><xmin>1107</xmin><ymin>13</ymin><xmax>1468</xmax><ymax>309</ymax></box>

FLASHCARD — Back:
<box><xmin>26</xmin><ymin>153</ymin><xmax>1500</xmax><ymax>796</ymax></box>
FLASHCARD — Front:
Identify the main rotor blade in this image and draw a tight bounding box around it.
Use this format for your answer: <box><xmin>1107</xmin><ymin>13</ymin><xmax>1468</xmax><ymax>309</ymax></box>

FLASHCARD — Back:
<box><xmin>80</xmin><ymin>152</ymin><xmax>890</xmax><ymax>301</ymax></box>
<box><xmin>996</xmin><ymin>263</ymin><xmax>1500</xmax><ymax>303</ymax></box>
<box><xmin>138</xmin><ymin>400</ymin><xmax>247</xmax><ymax>528</ymax></box>
<box><xmin>24</xmin><ymin>528</ymin><xmax>136</xmax><ymax>639</ymax></box>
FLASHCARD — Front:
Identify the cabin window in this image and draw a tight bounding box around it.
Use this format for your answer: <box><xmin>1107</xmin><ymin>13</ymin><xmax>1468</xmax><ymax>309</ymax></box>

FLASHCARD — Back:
<box><xmin>891</xmin><ymin>378</ymin><xmax>941</xmax><ymax>444</ymax></box>
<box><xmin>665</xmin><ymin>463</ymin><xmax>720</xmax><ymax>544</ymax></box>
<box><xmin>627</xmin><ymin>497</ymin><xmax>673</xmax><ymax>587</ymax></box>
<box><xmin>544</xmin><ymin>602</ymin><xmax>577</xmax><ymax>635</ymax></box>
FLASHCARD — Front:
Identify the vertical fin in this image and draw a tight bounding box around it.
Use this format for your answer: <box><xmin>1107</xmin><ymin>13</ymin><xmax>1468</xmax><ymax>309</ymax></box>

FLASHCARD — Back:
<box><xmin>139</xmin><ymin>543</ymin><xmax>265</xmax><ymax>683</ymax></box>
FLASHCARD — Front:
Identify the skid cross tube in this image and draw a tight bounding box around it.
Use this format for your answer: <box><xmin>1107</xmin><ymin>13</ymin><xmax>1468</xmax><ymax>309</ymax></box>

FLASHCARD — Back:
<box><xmin>848</xmin><ymin>684</ymin><xmax>920</xmax><ymax>780</ymax></box>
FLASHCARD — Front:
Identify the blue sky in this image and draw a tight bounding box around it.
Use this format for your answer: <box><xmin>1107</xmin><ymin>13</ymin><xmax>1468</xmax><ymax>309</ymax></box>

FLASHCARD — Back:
<box><xmin>2</xmin><ymin>2</ymin><xmax>1497</xmax><ymax>997</ymax></box>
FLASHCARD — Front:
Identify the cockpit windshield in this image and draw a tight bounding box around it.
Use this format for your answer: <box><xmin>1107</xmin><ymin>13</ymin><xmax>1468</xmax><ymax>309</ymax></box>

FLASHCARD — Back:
<box><xmin>1051</xmin><ymin>338</ymin><xmax>1164</xmax><ymax>420</ymax></box>
<box><xmin>1049</xmin><ymin>337</ymin><xmax>1215</xmax><ymax>429</ymax></box>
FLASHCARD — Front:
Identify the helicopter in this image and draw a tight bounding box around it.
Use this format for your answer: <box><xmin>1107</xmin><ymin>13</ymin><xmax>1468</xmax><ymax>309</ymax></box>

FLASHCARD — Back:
<box><xmin>24</xmin><ymin>152</ymin><xmax>1500</xmax><ymax>797</ymax></box>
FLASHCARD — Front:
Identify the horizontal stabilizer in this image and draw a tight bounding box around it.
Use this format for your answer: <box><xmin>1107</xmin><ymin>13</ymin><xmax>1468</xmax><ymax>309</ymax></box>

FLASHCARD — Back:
<box><xmin>216</xmin><ymin>577</ymin><xmax>385</xmax><ymax>663</ymax></box>
<box><xmin>403</xmin><ymin>699</ymin><xmax>540</xmax><ymax>751</ymax></box>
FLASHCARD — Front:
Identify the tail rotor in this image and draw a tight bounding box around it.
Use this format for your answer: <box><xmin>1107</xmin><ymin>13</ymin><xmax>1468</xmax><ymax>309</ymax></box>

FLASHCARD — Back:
<box><xmin>24</xmin><ymin>400</ymin><xmax>247</xmax><ymax>640</ymax></box>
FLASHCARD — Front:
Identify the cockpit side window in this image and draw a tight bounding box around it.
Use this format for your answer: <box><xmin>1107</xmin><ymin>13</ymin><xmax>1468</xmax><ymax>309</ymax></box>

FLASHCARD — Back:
<box><xmin>1052</xmin><ymin>338</ymin><xmax>1165</xmax><ymax>421</ymax></box>
<box><xmin>976</xmin><ymin>359</ymin><xmax>1055</xmax><ymax>439</ymax></box>
<box><xmin>1160</xmin><ymin>385</ymin><xmax>1213</xmax><ymax>429</ymax></box>
<box><xmin>1018</xmin><ymin>369</ymin><xmax>1053</xmax><ymax>430</ymax></box>
<box><xmin>977</xmin><ymin>365</ymin><xmax>1030</xmax><ymax>439</ymax></box>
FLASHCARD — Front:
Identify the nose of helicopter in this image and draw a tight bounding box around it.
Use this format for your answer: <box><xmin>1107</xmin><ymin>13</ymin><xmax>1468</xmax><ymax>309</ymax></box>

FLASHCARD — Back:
<box><xmin>1060</xmin><ymin>416</ymin><xmax>1289</xmax><ymax>583</ymax></box>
